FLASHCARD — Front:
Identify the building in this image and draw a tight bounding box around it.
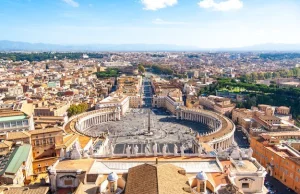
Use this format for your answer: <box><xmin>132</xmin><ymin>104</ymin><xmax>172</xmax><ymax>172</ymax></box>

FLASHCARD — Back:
<box><xmin>33</xmin><ymin>116</ymin><xmax>66</xmax><ymax>129</ymax></box>
<box><xmin>152</xmin><ymin>88</ymin><xmax>184</xmax><ymax>114</ymax></box>
<box><xmin>0</xmin><ymin>144</ymin><xmax>33</xmax><ymax>186</ymax></box>
<box><xmin>1</xmin><ymin>131</ymin><xmax>31</xmax><ymax>144</ymax></box>
<box><xmin>29</xmin><ymin>127</ymin><xmax>64</xmax><ymax>159</ymax></box>
<box><xmin>117</xmin><ymin>76</ymin><xmax>142</xmax><ymax>108</ymax></box>
<box><xmin>0</xmin><ymin>186</ymin><xmax>49</xmax><ymax>194</ymax></box>
<box><xmin>198</xmin><ymin>95</ymin><xmax>236</xmax><ymax>116</ymax></box>
<box><xmin>232</xmin><ymin>105</ymin><xmax>297</xmax><ymax>136</ymax></box>
<box><xmin>250</xmin><ymin>134</ymin><xmax>300</xmax><ymax>192</ymax></box>
<box><xmin>0</xmin><ymin>110</ymin><xmax>34</xmax><ymax>133</ymax></box>
<box><xmin>48</xmin><ymin>152</ymin><xmax>267</xmax><ymax>194</ymax></box>
<box><xmin>0</xmin><ymin>85</ymin><xmax>23</xmax><ymax>97</ymax></box>
<box><xmin>96</xmin><ymin>92</ymin><xmax>129</xmax><ymax>116</ymax></box>
<box><xmin>34</xmin><ymin>101</ymin><xmax>70</xmax><ymax>116</ymax></box>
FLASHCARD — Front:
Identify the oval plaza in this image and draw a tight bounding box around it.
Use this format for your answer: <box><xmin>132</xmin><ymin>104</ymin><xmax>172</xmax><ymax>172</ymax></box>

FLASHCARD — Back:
<box><xmin>65</xmin><ymin>94</ymin><xmax>235</xmax><ymax>156</ymax></box>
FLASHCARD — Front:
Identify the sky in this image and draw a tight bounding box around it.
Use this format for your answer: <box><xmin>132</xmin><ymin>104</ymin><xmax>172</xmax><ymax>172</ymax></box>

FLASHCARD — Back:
<box><xmin>0</xmin><ymin>0</ymin><xmax>300</xmax><ymax>48</ymax></box>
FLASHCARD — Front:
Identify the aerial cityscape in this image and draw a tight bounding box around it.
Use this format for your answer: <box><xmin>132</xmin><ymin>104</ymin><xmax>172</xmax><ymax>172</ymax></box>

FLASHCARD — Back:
<box><xmin>1</xmin><ymin>0</ymin><xmax>300</xmax><ymax>194</ymax></box>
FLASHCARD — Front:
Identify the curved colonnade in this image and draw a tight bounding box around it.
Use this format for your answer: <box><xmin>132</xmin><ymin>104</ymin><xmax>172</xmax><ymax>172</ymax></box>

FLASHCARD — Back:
<box><xmin>177</xmin><ymin>107</ymin><xmax>235</xmax><ymax>150</ymax></box>
<box><xmin>64</xmin><ymin>107</ymin><xmax>235</xmax><ymax>150</ymax></box>
<box><xmin>64</xmin><ymin>107</ymin><xmax>121</xmax><ymax>138</ymax></box>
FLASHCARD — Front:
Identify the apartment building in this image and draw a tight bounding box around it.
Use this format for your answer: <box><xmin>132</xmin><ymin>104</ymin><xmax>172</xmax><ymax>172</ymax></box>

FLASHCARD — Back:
<box><xmin>0</xmin><ymin>110</ymin><xmax>34</xmax><ymax>133</ymax></box>
<box><xmin>250</xmin><ymin>135</ymin><xmax>300</xmax><ymax>192</ymax></box>
<box><xmin>34</xmin><ymin>101</ymin><xmax>70</xmax><ymax>116</ymax></box>
<box><xmin>29</xmin><ymin>127</ymin><xmax>64</xmax><ymax>159</ymax></box>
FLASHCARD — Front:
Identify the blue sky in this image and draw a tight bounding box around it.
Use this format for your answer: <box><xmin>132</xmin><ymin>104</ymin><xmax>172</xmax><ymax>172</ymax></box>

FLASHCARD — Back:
<box><xmin>1</xmin><ymin>0</ymin><xmax>300</xmax><ymax>48</ymax></box>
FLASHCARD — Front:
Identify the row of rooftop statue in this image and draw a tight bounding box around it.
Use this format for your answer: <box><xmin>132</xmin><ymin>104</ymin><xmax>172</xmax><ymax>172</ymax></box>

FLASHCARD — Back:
<box><xmin>107</xmin><ymin>142</ymin><xmax>203</xmax><ymax>158</ymax></box>
<box><xmin>61</xmin><ymin>139</ymin><xmax>254</xmax><ymax>160</ymax></box>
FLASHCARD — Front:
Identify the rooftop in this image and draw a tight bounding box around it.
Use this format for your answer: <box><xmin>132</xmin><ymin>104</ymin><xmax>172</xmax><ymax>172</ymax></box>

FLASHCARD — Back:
<box><xmin>0</xmin><ymin>186</ymin><xmax>49</xmax><ymax>194</ymax></box>
<box><xmin>29</xmin><ymin>127</ymin><xmax>63</xmax><ymax>135</ymax></box>
<box><xmin>125</xmin><ymin>163</ymin><xmax>189</xmax><ymax>194</ymax></box>
<box><xmin>89</xmin><ymin>158</ymin><xmax>222</xmax><ymax>174</ymax></box>
<box><xmin>55</xmin><ymin>158</ymin><xmax>94</xmax><ymax>172</ymax></box>
<box><xmin>2</xmin><ymin>144</ymin><xmax>31</xmax><ymax>174</ymax></box>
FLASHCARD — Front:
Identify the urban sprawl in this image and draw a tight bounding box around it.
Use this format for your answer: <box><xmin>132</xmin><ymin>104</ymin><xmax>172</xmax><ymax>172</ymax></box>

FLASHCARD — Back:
<box><xmin>0</xmin><ymin>52</ymin><xmax>300</xmax><ymax>194</ymax></box>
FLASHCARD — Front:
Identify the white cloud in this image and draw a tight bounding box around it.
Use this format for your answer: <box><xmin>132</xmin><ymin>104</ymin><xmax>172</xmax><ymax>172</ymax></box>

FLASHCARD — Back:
<box><xmin>62</xmin><ymin>0</ymin><xmax>79</xmax><ymax>7</ymax></box>
<box><xmin>152</xmin><ymin>18</ymin><xmax>186</xmax><ymax>25</ymax></box>
<box><xmin>198</xmin><ymin>0</ymin><xmax>243</xmax><ymax>11</ymax></box>
<box><xmin>141</xmin><ymin>0</ymin><xmax>177</xmax><ymax>11</ymax></box>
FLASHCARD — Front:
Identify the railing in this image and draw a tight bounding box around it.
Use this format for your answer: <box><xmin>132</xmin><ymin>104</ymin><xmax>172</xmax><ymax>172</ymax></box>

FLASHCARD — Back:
<box><xmin>93</xmin><ymin>152</ymin><xmax>211</xmax><ymax>158</ymax></box>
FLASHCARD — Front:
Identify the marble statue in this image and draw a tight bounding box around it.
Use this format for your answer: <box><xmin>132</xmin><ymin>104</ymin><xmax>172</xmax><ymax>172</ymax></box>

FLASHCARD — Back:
<box><xmin>83</xmin><ymin>150</ymin><xmax>89</xmax><ymax>158</ymax></box>
<box><xmin>106</xmin><ymin>144</ymin><xmax>110</xmax><ymax>155</ymax></box>
<box><xmin>180</xmin><ymin>145</ymin><xmax>185</xmax><ymax>157</ymax></box>
<box><xmin>230</xmin><ymin>147</ymin><xmax>242</xmax><ymax>160</ymax></box>
<box><xmin>153</xmin><ymin>142</ymin><xmax>158</xmax><ymax>156</ymax></box>
<box><xmin>70</xmin><ymin>142</ymin><xmax>82</xmax><ymax>160</ymax></box>
<box><xmin>126</xmin><ymin>145</ymin><xmax>131</xmax><ymax>158</ymax></box>
<box><xmin>247</xmin><ymin>147</ymin><xmax>253</xmax><ymax>158</ymax></box>
<box><xmin>174</xmin><ymin>144</ymin><xmax>178</xmax><ymax>156</ymax></box>
<box><xmin>218</xmin><ymin>147</ymin><xmax>223</xmax><ymax>153</ymax></box>
<box><xmin>134</xmin><ymin>145</ymin><xmax>139</xmax><ymax>156</ymax></box>
<box><xmin>110</xmin><ymin>144</ymin><xmax>115</xmax><ymax>157</ymax></box>
<box><xmin>60</xmin><ymin>148</ymin><xmax>65</xmax><ymax>159</ymax></box>
<box><xmin>198</xmin><ymin>146</ymin><xmax>202</xmax><ymax>157</ymax></box>
<box><xmin>145</xmin><ymin>144</ymin><xmax>150</xmax><ymax>156</ymax></box>
<box><xmin>89</xmin><ymin>145</ymin><xmax>94</xmax><ymax>156</ymax></box>
<box><xmin>162</xmin><ymin>144</ymin><xmax>168</xmax><ymax>157</ymax></box>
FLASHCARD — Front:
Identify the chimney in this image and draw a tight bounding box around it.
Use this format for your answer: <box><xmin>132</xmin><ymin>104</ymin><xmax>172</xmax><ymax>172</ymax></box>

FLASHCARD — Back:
<box><xmin>156</xmin><ymin>158</ymin><xmax>158</xmax><ymax>164</ymax></box>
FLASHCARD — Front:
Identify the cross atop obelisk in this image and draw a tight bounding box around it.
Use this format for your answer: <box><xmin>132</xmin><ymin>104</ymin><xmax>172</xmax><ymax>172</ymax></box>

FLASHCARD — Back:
<box><xmin>148</xmin><ymin>109</ymin><xmax>151</xmax><ymax>133</ymax></box>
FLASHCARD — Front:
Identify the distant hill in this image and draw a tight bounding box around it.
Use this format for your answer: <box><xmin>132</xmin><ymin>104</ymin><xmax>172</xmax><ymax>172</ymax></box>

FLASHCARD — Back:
<box><xmin>227</xmin><ymin>43</ymin><xmax>300</xmax><ymax>52</ymax></box>
<box><xmin>0</xmin><ymin>40</ymin><xmax>199</xmax><ymax>52</ymax></box>
<box><xmin>1</xmin><ymin>40</ymin><xmax>300</xmax><ymax>52</ymax></box>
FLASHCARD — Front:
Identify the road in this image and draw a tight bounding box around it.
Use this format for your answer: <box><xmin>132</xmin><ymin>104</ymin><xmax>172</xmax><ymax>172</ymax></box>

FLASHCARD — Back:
<box><xmin>142</xmin><ymin>77</ymin><xmax>153</xmax><ymax>107</ymax></box>
<box><xmin>265</xmin><ymin>174</ymin><xmax>297</xmax><ymax>194</ymax></box>
<box><xmin>234</xmin><ymin>127</ymin><xmax>250</xmax><ymax>148</ymax></box>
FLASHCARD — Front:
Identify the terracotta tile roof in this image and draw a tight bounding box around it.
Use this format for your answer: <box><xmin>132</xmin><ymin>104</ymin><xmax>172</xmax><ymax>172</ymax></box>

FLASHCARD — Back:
<box><xmin>206</xmin><ymin>172</ymin><xmax>230</xmax><ymax>188</ymax></box>
<box><xmin>125</xmin><ymin>163</ymin><xmax>189</xmax><ymax>194</ymax></box>
<box><xmin>0</xmin><ymin>140</ymin><xmax>13</xmax><ymax>148</ymax></box>
<box><xmin>29</xmin><ymin>127</ymin><xmax>63</xmax><ymax>135</ymax></box>
<box><xmin>6</xmin><ymin>131</ymin><xmax>31</xmax><ymax>140</ymax></box>
<box><xmin>0</xmin><ymin>110</ymin><xmax>25</xmax><ymax>117</ymax></box>
<box><xmin>125</xmin><ymin>164</ymin><xmax>158</xmax><ymax>194</ymax></box>
<box><xmin>55</xmin><ymin>158</ymin><xmax>94</xmax><ymax>172</ymax></box>
<box><xmin>0</xmin><ymin>186</ymin><xmax>49</xmax><ymax>194</ymax></box>
<box><xmin>56</xmin><ymin>134</ymin><xmax>78</xmax><ymax>149</ymax></box>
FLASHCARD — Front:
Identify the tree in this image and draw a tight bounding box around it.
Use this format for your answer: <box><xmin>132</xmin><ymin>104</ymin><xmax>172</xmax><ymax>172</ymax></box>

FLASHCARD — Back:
<box><xmin>264</xmin><ymin>72</ymin><xmax>272</xmax><ymax>79</ymax></box>
<box><xmin>67</xmin><ymin>103</ymin><xmax>89</xmax><ymax>117</ymax></box>
<box><xmin>272</xmin><ymin>72</ymin><xmax>280</xmax><ymax>78</ymax></box>
<box><xmin>138</xmin><ymin>64</ymin><xmax>145</xmax><ymax>73</ymax></box>
<box><xmin>250</xmin><ymin>72</ymin><xmax>258</xmax><ymax>82</ymax></box>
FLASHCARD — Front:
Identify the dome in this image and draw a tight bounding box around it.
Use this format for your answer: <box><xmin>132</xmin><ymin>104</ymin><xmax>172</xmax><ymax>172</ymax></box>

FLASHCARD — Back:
<box><xmin>107</xmin><ymin>172</ymin><xmax>118</xmax><ymax>182</ymax></box>
<box><xmin>196</xmin><ymin>171</ymin><xmax>208</xmax><ymax>181</ymax></box>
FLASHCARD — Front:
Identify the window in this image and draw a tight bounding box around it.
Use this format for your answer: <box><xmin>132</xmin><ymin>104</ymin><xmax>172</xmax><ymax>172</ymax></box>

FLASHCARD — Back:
<box><xmin>242</xmin><ymin>183</ymin><xmax>249</xmax><ymax>188</ymax></box>
<box><xmin>200</xmin><ymin>182</ymin><xmax>205</xmax><ymax>192</ymax></box>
